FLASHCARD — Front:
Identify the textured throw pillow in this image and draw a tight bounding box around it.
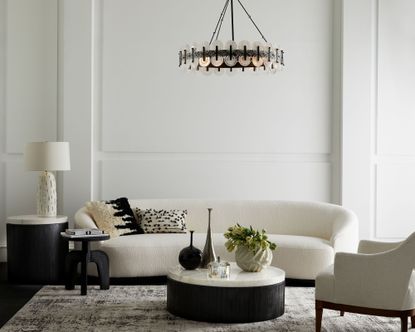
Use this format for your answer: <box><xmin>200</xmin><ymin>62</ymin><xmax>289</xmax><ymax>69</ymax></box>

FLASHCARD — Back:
<box><xmin>86</xmin><ymin>197</ymin><xmax>144</xmax><ymax>238</ymax></box>
<box><xmin>135</xmin><ymin>208</ymin><xmax>187</xmax><ymax>233</ymax></box>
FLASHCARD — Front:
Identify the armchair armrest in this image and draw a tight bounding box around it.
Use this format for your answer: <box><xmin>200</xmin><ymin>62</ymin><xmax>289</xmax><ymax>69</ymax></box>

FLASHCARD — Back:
<box><xmin>334</xmin><ymin>249</ymin><xmax>413</xmax><ymax>309</ymax></box>
<box><xmin>358</xmin><ymin>239</ymin><xmax>403</xmax><ymax>254</ymax></box>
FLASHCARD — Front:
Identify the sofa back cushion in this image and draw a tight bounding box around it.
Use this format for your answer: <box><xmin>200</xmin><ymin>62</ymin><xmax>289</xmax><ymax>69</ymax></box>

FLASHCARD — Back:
<box><xmin>135</xmin><ymin>208</ymin><xmax>187</xmax><ymax>233</ymax></box>
<box><xmin>128</xmin><ymin>200</ymin><xmax>347</xmax><ymax>241</ymax></box>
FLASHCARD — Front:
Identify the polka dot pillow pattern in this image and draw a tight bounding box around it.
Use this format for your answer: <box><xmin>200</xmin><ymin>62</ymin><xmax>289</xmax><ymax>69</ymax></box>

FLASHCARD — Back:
<box><xmin>135</xmin><ymin>208</ymin><xmax>187</xmax><ymax>233</ymax></box>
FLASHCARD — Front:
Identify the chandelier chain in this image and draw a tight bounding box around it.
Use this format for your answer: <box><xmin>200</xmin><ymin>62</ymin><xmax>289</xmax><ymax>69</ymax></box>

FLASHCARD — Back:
<box><xmin>209</xmin><ymin>0</ymin><xmax>230</xmax><ymax>45</ymax></box>
<box><xmin>236</xmin><ymin>0</ymin><xmax>268</xmax><ymax>43</ymax></box>
<box><xmin>214</xmin><ymin>0</ymin><xmax>230</xmax><ymax>42</ymax></box>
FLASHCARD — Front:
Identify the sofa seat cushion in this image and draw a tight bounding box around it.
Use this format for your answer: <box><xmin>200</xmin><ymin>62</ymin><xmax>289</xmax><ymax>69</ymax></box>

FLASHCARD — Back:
<box><xmin>268</xmin><ymin>234</ymin><xmax>334</xmax><ymax>280</ymax></box>
<box><xmin>88</xmin><ymin>232</ymin><xmax>333</xmax><ymax>279</ymax></box>
<box><xmin>89</xmin><ymin>233</ymin><xmax>233</xmax><ymax>278</ymax></box>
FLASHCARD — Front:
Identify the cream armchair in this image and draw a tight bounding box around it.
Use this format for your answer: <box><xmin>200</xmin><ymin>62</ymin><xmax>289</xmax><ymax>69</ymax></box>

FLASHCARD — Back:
<box><xmin>315</xmin><ymin>232</ymin><xmax>415</xmax><ymax>332</ymax></box>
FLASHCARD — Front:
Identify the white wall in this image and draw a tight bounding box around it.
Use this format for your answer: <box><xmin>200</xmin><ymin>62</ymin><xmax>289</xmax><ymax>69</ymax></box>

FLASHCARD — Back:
<box><xmin>375</xmin><ymin>0</ymin><xmax>415</xmax><ymax>239</ymax></box>
<box><xmin>91</xmin><ymin>0</ymin><xmax>337</xmax><ymax>203</ymax></box>
<box><xmin>342</xmin><ymin>0</ymin><xmax>415</xmax><ymax>240</ymax></box>
<box><xmin>1</xmin><ymin>0</ymin><xmax>414</xmax><ymax>261</ymax></box>
<box><xmin>59</xmin><ymin>0</ymin><xmax>338</xmax><ymax>215</ymax></box>
<box><xmin>0</xmin><ymin>0</ymin><xmax>58</xmax><ymax>261</ymax></box>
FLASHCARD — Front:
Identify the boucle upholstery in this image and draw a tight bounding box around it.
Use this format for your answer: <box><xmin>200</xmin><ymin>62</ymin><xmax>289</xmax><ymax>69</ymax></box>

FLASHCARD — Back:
<box><xmin>316</xmin><ymin>233</ymin><xmax>415</xmax><ymax>310</ymax></box>
<box><xmin>75</xmin><ymin>200</ymin><xmax>359</xmax><ymax>279</ymax></box>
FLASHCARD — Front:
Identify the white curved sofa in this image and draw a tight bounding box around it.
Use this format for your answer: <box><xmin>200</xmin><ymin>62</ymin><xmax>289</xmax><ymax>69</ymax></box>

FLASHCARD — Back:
<box><xmin>74</xmin><ymin>200</ymin><xmax>359</xmax><ymax>280</ymax></box>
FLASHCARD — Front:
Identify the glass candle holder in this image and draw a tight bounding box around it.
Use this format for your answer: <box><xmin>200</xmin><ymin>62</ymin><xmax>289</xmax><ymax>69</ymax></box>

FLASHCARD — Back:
<box><xmin>208</xmin><ymin>257</ymin><xmax>230</xmax><ymax>280</ymax></box>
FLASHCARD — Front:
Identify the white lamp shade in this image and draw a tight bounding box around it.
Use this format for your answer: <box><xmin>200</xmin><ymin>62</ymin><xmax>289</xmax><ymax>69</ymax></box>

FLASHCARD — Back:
<box><xmin>25</xmin><ymin>142</ymin><xmax>71</xmax><ymax>171</ymax></box>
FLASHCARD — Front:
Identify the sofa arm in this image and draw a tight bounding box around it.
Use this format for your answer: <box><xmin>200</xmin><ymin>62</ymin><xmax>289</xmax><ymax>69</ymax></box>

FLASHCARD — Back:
<box><xmin>358</xmin><ymin>239</ymin><xmax>402</xmax><ymax>254</ymax></box>
<box><xmin>74</xmin><ymin>207</ymin><xmax>98</xmax><ymax>229</ymax></box>
<box><xmin>330</xmin><ymin>209</ymin><xmax>359</xmax><ymax>253</ymax></box>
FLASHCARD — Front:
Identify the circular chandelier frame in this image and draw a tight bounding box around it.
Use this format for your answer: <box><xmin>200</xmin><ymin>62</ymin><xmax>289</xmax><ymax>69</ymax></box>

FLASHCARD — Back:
<box><xmin>178</xmin><ymin>0</ymin><xmax>285</xmax><ymax>73</ymax></box>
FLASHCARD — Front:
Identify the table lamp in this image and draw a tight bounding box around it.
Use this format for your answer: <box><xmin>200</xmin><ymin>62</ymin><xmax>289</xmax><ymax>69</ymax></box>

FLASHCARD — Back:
<box><xmin>24</xmin><ymin>142</ymin><xmax>71</xmax><ymax>217</ymax></box>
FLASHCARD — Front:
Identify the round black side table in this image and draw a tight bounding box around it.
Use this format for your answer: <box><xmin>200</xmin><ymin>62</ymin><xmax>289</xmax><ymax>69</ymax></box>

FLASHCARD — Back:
<box><xmin>7</xmin><ymin>215</ymin><xmax>68</xmax><ymax>284</ymax></box>
<box><xmin>61</xmin><ymin>233</ymin><xmax>110</xmax><ymax>295</ymax></box>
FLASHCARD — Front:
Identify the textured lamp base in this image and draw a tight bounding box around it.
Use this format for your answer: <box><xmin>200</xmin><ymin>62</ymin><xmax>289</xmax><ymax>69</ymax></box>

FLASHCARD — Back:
<box><xmin>37</xmin><ymin>171</ymin><xmax>57</xmax><ymax>217</ymax></box>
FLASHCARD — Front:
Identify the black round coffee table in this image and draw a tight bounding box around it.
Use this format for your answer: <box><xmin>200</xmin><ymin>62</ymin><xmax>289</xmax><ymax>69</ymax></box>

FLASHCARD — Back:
<box><xmin>167</xmin><ymin>263</ymin><xmax>285</xmax><ymax>323</ymax></box>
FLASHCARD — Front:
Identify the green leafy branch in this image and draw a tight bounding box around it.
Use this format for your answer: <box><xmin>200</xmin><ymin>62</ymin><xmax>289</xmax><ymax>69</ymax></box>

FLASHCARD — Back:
<box><xmin>224</xmin><ymin>223</ymin><xmax>277</xmax><ymax>253</ymax></box>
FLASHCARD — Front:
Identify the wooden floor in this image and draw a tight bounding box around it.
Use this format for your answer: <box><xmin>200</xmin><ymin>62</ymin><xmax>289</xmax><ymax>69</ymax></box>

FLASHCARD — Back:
<box><xmin>0</xmin><ymin>263</ymin><xmax>42</xmax><ymax>328</ymax></box>
<box><xmin>0</xmin><ymin>262</ymin><xmax>313</xmax><ymax>328</ymax></box>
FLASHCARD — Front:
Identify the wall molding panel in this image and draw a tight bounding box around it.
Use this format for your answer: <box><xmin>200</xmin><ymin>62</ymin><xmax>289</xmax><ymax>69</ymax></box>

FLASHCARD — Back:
<box><xmin>342</xmin><ymin>0</ymin><xmax>377</xmax><ymax>240</ymax></box>
<box><xmin>373</xmin><ymin>0</ymin><xmax>415</xmax><ymax>239</ymax></box>
<box><xmin>343</xmin><ymin>0</ymin><xmax>415</xmax><ymax>240</ymax></box>
<box><xmin>5</xmin><ymin>0</ymin><xmax>57</xmax><ymax>154</ymax></box>
<box><xmin>100</xmin><ymin>159</ymin><xmax>332</xmax><ymax>202</ymax></box>
<box><xmin>60</xmin><ymin>0</ymin><xmax>94</xmax><ymax>222</ymax></box>
<box><xmin>91</xmin><ymin>0</ymin><xmax>338</xmax><ymax>205</ymax></box>
<box><xmin>0</xmin><ymin>0</ymin><xmax>59</xmax><ymax>261</ymax></box>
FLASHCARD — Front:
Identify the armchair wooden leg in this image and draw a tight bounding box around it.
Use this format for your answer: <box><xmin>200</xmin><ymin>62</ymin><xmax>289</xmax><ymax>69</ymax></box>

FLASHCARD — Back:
<box><xmin>340</xmin><ymin>311</ymin><xmax>344</xmax><ymax>316</ymax></box>
<box><xmin>411</xmin><ymin>315</ymin><xmax>415</xmax><ymax>328</ymax></box>
<box><xmin>400</xmin><ymin>315</ymin><xmax>408</xmax><ymax>332</ymax></box>
<box><xmin>315</xmin><ymin>301</ymin><xmax>323</xmax><ymax>332</ymax></box>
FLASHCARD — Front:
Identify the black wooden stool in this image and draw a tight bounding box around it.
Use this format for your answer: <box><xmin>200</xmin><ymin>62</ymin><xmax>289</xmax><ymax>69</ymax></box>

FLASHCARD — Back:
<box><xmin>61</xmin><ymin>233</ymin><xmax>110</xmax><ymax>295</ymax></box>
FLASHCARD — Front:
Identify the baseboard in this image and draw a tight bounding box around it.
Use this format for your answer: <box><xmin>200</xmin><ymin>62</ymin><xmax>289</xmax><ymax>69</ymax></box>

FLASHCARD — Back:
<box><xmin>0</xmin><ymin>246</ymin><xmax>6</xmax><ymax>262</ymax></box>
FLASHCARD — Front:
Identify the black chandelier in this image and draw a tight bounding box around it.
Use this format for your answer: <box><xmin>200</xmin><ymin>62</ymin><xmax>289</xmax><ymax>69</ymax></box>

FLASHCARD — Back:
<box><xmin>178</xmin><ymin>0</ymin><xmax>285</xmax><ymax>73</ymax></box>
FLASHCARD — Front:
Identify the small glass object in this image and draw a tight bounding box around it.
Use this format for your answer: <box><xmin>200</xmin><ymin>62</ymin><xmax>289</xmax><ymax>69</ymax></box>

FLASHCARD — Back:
<box><xmin>208</xmin><ymin>256</ymin><xmax>230</xmax><ymax>280</ymax></box>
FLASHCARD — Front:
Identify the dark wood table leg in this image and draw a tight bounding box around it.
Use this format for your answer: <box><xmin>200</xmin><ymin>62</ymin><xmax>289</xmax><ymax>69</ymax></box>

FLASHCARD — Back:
<box><xmin>80</xmin><ymin>241</ymin><xmax>91</xmax><ymax>296</ymax></box>
<box><xmin>65</xmin><ymin>251</ymin><xmax>82</xmax><ymax>290</ymax></box>
<box><xmin>91</xmin><ymin>250</ymin><xmax>109</xmax><ymax>290</ymax></box>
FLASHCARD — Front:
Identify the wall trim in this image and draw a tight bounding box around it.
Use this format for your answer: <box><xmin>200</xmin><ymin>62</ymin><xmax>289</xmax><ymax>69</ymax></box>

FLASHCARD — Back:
<box><xmin>331</xmin><ymin>0</ymin><xmax>343</xmax><ymax>205</ymax></box>
<box><xmin>95</xmin><ymin>152</ymin><xmax>332</xmax><ymax>162</ymax></box>
<box><xmin>0</xmin><ymin>0</ymin><xmax>7</xmax><ymax>248</ymax></box>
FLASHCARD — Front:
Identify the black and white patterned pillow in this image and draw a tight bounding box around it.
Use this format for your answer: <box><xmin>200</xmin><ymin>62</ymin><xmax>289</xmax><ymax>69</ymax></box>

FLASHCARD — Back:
<box><xmin>135</xmin><ymin>208</ymin><xmax>187</xmax><ymax>233</ymax></box>
<box><xmin>86</xmin><ymin>197</ymin><xmax>144</xmax><ymax>238</ymax></box>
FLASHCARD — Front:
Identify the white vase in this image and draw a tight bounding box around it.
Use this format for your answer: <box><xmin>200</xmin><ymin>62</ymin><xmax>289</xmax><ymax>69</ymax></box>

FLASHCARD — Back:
<box><xmin>37</xmin><ymin>171</ymin><xmax>57</xmax><ymax>217</ymax></box>
<box><xmin>235</xmin><ymin>245</ymin><xmax>273</xmax><ymax>272</ymax></box>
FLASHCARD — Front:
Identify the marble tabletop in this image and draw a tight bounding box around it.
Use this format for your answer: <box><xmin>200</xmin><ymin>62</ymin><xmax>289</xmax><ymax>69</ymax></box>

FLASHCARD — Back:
<box><xmin>168</xmin><ymin>262</ymin><xmax>285</xmax><ymax>288</ymax></box>
<box><xmin>7</xmin><ymin>215</ymin><xmax>68</xmax><ymax>225</ymax></box>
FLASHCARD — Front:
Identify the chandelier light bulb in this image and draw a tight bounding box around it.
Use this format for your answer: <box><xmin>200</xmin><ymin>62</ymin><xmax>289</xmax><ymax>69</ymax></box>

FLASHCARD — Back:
<box><xmin>198</xmin><ymin>44</ymin><xmax>211</xmax><ymax>67</ymax></box>
<box><xmin>210</xmin><ymin>40</ymin><xmax>224</xmax><ymax>67</ymax></box>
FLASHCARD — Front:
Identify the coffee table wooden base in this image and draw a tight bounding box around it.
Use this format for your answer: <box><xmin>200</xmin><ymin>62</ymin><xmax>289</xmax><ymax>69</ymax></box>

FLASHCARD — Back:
<box><xmin>167</xmin><ymin>278</ymin><xmax>285</xmax><ymax>323</ymax></box>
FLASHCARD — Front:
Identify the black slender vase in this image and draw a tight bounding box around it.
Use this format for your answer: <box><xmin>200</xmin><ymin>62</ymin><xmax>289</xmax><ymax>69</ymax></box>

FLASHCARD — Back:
<box><xmin>179</xmin><ymin>231</ymin><xmax>202</xmax><ymax>270</ymax></box>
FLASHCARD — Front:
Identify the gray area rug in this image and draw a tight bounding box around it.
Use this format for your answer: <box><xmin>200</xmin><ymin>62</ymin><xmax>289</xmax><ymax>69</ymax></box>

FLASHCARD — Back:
<box><xmin>1</xmin><ymin>286</ymin><xmax>405</xmax><ymax>331</ymax></box>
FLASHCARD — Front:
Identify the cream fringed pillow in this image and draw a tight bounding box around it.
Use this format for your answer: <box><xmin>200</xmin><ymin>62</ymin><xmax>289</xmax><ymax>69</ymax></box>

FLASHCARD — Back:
<box><xmin>86</xmin><ymin>197</ymin><xmax>144</xmax><ymax>238</ymax></box>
